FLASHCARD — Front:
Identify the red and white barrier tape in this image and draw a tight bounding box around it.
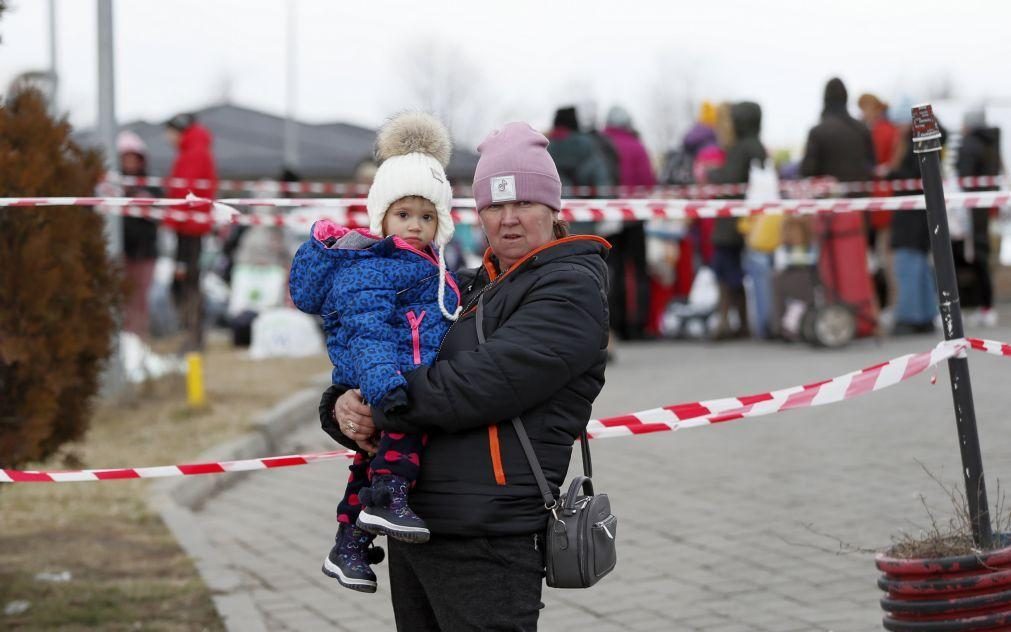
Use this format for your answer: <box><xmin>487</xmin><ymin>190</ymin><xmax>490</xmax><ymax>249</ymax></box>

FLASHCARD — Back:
<box><xmin>0</xmin><ymin>193</ymin><xmax>242</xmax><ymax>224</ymax></box>
<box><xmin>106</xmin><ymin>174</ymin><xmax>1007</xmax><ymax>199</ymax></box>
<box><xmin>969</xmin><ymin>337</ymin><xmax>1011</xmax><ymax>356</ymax></box>
<box><xmin>108</xmin><ymin>175</ymin><xmax>374</xmax><ymax>196</ymax></box>
<box><xmin>202</xmin><ymin>193</ymin><xmax>1007</xmax><ymax>219</ymax></box>
<box><xmin>0</xmin><ymin>450</ymin><xmax>356</xmax><ymax>483</ymax></box>
<box><xmin>584</xmin><ymin>339</ymin><xmax>966</xmax><ymax>439</ymax></box>
<box><xmin>103</xmin><ymin>174</ymin><xmax>762</xmax><ymax>198</ymax></box>
<box><xmin>4</xmin><ymin>191</ymin><xmax>1011</xmax><ymax>227</ymax></box>
<box><xmin>3</xmin><ymin>337</ymin><xmax>1008</xmax><ymax>483</ymax></box>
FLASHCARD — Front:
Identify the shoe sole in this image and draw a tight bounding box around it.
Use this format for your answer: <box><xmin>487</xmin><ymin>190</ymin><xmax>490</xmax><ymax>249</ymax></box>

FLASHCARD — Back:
<box><xmin>356</xmin><ymin>512</ymin><xmax>431</xmax><ymax>543</ymax></box>
<box><xmin>321</xmin><ymin>556</ymin><xmax>377</xmax><ymax>593</ymax></box>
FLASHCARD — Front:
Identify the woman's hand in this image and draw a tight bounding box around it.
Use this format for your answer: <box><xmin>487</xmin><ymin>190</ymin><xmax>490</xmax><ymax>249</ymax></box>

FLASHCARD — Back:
<box><xmin>334</xmin><ymin>389</ymin><xmax>379</xmax><ymax>453</ymax></box>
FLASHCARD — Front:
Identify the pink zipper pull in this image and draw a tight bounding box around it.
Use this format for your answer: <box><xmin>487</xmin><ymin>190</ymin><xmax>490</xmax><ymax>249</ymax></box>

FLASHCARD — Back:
<box><xmin>405</xmin><ymin>310</ymin><xmax>427</xmax><ymax>366</ymax></box>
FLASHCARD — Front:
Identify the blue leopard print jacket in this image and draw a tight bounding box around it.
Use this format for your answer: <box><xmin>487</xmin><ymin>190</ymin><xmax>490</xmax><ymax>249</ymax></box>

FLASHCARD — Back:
<box><xmin>289</xmin><ymin>220</ymin><xmax>460</xmax><ymax>410</ymax></box>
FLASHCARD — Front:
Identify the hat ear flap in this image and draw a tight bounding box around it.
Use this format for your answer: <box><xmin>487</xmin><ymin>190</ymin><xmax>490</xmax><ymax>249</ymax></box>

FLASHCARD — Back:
<box><xmin>437</xmin><ymin>246</ymin><xmax>461</xmax><ymax>321</ymax></box>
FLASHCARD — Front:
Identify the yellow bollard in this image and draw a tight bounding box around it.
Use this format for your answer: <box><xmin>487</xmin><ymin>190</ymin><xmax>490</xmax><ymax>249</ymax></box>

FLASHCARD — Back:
<box><xmin>185</xmin><ymin>352</ymin><xmax>206</xmax><ymax>408</ymax></box>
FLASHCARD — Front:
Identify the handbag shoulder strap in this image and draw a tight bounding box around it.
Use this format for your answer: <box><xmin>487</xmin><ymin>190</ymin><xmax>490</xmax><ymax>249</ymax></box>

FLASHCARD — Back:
<box><xmin>475</xmin><ymin>296</ymin><xmax>592</xmax><ymax>510</ymax></box>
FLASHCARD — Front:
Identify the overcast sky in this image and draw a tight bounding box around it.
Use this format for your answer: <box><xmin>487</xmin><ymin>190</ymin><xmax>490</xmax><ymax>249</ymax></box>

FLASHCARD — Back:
<box><xmin>2</xmin><ymin>0</ymin><xmax>1010</xmax><ymax>155</ymax></box>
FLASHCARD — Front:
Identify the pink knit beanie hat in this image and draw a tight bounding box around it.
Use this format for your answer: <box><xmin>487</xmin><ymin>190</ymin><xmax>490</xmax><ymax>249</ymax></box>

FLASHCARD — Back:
<box><xmin>473</xmin><ymin>122</ymin><xmax>562</xmax><ymax>212</ymax></box>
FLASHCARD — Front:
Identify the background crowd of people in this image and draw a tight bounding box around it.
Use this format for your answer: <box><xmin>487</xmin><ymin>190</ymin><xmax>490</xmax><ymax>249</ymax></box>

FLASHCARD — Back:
<box><xmin>535</xmin><ymin>77</ymin><xmax>1006</xmax><ymax>344</ymax></box>
<box><xmin>116</xmin><ymin>78</ymin><xmax>1007</xmax><ymax>353</ymax></box>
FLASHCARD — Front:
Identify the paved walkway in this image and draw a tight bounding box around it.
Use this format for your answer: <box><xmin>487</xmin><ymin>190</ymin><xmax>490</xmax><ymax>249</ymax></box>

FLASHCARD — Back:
<box><xmin>192</xmin><ymin>320</ymin><xmax>1011</xmax><ymax>631</ymax></box>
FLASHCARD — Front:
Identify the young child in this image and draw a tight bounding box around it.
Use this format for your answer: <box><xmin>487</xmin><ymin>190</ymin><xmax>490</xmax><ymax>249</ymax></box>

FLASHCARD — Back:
<box><xmin>289</xmin><ymin>112</ymin><xmax>460</xmax><ymax>593</ymax></box>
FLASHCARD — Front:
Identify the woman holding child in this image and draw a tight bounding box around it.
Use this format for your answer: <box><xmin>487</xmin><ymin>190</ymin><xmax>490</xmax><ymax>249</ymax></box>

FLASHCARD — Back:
<box><xmin>312</xmin><ymin>118</ymin><xmax>611</xmax><ymax>631</ymax></box>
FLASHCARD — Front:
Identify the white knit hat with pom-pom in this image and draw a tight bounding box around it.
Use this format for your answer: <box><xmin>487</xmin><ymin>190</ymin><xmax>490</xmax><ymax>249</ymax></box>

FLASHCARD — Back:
<box><xmin>367</xmin><ymin>112</ymin><xmax>454</xmax><ymax>247</ymax></box>
<box><xmin>366</xmin><ymin>112</ymin><xmax>459</xmax><ymax>320</ymax></box>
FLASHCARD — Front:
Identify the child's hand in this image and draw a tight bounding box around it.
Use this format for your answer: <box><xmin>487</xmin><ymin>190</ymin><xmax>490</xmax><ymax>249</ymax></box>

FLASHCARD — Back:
<box><xmin>357</xmin><ymin>435</ymin><xmax>380</xmax><ymax>455</ymax></box>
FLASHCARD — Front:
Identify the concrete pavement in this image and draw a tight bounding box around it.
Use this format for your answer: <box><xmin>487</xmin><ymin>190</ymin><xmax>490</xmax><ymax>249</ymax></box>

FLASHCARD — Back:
<box><xmin>188</xmin><ymin>319</ymin><xmax>1011</xmax><ymax>631</ymax></box>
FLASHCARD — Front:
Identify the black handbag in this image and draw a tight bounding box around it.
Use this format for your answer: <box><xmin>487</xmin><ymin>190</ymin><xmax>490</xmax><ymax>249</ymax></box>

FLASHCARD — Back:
<box><xmin>476</xmin><ymin>296</ymin><xmax>617</xmax><ymax>589</ymax></box>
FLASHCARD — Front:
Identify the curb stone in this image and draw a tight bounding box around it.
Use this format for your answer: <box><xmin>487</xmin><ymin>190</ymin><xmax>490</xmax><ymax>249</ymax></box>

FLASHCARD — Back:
<box><xmin>148</xmin><ymin>370</ymin><xmax>330</xmax><ymax>632</ymax></box>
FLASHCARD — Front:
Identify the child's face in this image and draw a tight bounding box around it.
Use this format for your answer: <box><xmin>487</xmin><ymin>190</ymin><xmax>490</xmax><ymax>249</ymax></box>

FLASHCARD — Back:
<box><xmin>383</xmin><ymin>196</ymin><xmax>438</xmax><ymax>250</ymax></box>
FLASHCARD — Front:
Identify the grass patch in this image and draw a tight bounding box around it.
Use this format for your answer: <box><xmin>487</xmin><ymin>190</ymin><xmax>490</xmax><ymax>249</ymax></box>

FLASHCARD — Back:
<box><xmin>0</xmin><ymin>338</ymin><xmax>331</xmax><ymax>630</ymax></box>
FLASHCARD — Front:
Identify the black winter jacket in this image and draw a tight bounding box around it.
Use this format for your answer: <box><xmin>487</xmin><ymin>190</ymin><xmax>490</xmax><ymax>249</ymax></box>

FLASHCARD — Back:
<box><xmin>957</xmin><ymin>127</ymin><xmax>1002</xmax><ymax>191</ymax></box>
<box><xmin>889</xmin><ymin>125</ymin><xmax>947</xmax><ymax>252</ymax></box>
<box><xmin>800</xmin><ymin>80</ymin><xmax>875</xmax><ymax>185</ymax></box>
<box><xmin>321</xmin><ymin>236</ymin><xmax>610</xmax><ymax>536</ymax></box>
<box><xmin>123</xmin><ymin>182</ymin><xmax>161</xmax><ymax>261</ymax></box>
<box><xmin>708</xmin><ymin>102</ymin><xmax>767</xmax><ymax>248</ymax></box>
<box><xmin>799</xmin><ymin>110</ymin><xmax>875</xmax><ymax>184</ymax></box>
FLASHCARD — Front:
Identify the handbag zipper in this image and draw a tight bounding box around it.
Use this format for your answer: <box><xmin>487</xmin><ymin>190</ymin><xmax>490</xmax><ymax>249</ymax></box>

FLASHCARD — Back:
<box><xmin>596</xmin><ymin>518</ymin><xmax>615</xmax><ymax>540</ymax></box>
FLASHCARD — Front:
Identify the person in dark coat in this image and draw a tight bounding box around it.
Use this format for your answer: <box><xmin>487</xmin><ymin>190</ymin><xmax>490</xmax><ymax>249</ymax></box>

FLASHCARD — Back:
<box><xmin>546</xmin><ymin>106</ymin><xmax>613</xmax><ymax>188</ymax></box>
<box><xmin>801</xmin><ymin>78</ymin><xmax>876</xmax><ymax>183</ymax></box>
<box><xmin>116</xmin><ymin>131</ymin><xmax>160</xmax><ymax>338</ymax></box>
<box><xmin>602</xmin><ymin>106</ymin><xmax>654</xmax><ymax>340</ymax></box>
<box><xmin>319</xmin><ymin>122</ymin><xmax>609</xmax><ymax>631</ymax></box>
<box><xmin>800</xmin><ymin>78</ymin><xmax>878</xmax><ymax>337</ymax></box>
<box><xmin>707</xmin><ymin>101</ymin><xmax>767</xmax><ymax>338</ymax></box>
<box><xmin>888</xmin><ymin>111</ymin><xmax>946</xmax><ymax>334</ymax></box>
<box><xmin>956</xmin><ymin>108</ymin><xmax>1002</xmax><ymax>327</ymax></box>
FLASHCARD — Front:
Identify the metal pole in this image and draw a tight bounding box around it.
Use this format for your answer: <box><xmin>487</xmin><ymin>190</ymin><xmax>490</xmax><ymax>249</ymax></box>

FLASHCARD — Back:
<box><xmin>97</xmin><ymin>0</ymin><xmax>126</xmax><ymax>398</ymax></box>
<box><xmin>283</xmin><ymin>0</ymin><xmax>299</xmax><ymax>171</ymax></box>
<box><xmin>97</xmin><ymin>0</ymin><xmax>121</xmax><ymax>254</ymax></box>
<box><xmin>912</xmin><ymin>103</ymin><xmax>993</xmax><ymax>549</ymax></box>
<box><xmin>47</xmin><ymin>0</ymin><xmax>58</xmax><ymax>111</ymax></box>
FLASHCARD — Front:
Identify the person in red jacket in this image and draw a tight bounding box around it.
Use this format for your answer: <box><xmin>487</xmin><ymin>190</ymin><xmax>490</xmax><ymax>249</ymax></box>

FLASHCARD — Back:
<box><xmin>858</xmin><ymin>93</ymin><xmax>901</xmax><ymax>315</ymax></box>
<box><xmin>858</xmin><ymin>93</ymin><xmax>901</xmax><ymax>174</ymax></box>
<box><xmin>164</xmin><ymin>113</ymin><xmax>218</xmax><ymax>352</ymax></box>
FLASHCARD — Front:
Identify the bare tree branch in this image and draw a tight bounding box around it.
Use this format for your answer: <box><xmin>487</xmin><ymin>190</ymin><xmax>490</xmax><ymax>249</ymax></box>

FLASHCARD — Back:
<box><xmin>395</xmin><ymin>39</ymin><xmax>488</xmax><ymax>148</ymax></box>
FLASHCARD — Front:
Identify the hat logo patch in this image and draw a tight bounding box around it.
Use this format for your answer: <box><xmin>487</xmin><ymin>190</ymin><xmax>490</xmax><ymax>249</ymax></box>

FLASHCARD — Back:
<box><xmin>490</xmin><ymin>175</ymin><xmax>516</xmax><ymax>202</ymax></box>
<box><xmin>430</xmin><ymin>167</ymin><xmax>444</xmax><ymax>184</ymax></box>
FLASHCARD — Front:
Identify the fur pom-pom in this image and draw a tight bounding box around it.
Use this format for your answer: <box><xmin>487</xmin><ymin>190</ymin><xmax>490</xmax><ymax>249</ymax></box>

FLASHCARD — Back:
<box><xmin>358</xmin><ymin>485</ymin><xmax>391</xmax><ymax>508</ymax></box>
<box><xmin>367</xmin><ymin>544</ymin><xmax>386</xmax><ymax>565</ymax></box>
<box><xmin>375</xmin><ymin>112</ymin><xmax>452</xmax><ymax>167</ymax></box>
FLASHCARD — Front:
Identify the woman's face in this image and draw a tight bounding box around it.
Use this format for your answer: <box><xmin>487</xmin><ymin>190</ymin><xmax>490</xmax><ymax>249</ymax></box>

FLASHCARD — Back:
<box><xmin>479</xmin><ymin>201</ymin><xmax>556</xmax><ymax>271</ymax></box>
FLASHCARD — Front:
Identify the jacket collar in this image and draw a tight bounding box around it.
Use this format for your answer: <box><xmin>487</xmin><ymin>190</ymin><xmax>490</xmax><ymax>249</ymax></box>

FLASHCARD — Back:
<box><xmin>481</xmin><ymin>235</ymin><xmax>611</xmax><ymax>282</ymax></box>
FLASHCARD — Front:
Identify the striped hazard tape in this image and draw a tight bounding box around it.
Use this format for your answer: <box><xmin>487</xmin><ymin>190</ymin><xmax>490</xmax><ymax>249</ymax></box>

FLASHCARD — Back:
<box><xmin>105</xmin><ymin>173</ymin><xmax>1008</xmax><ymax>199</ymax></box>
<box><xmin>4</xmin><ymin>191</ymin><xmax>1011</xmax><ymax>227</ymax></box>
<box><xmin>2</xmin><ymin>338</ymin><xmax>1008</xmax><ymax>483</ymax></box>
<box><xmin>0</xmin><ymin>451</ymin><xmax>355</xmax><ymax>483</ymax></box>
<box><xmin>585</xmin><ymin>339</ymin><xmax>965</xmax><ymax>439</ymax></box>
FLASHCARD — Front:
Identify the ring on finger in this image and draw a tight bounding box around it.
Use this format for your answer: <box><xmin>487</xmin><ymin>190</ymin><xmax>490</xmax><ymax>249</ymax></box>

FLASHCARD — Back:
<box><xmin>348</xmin><ymin>421</ymin><xmax>358</xmax><ymax>434</ymax></box>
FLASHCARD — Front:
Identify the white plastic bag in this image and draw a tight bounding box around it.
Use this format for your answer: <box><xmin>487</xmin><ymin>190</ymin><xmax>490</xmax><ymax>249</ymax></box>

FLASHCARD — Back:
<box><xmin>659</xmin><ymin>266</ymin><xmax>719</xmax><ymax>339</ymax></box>
<box><xmin>119</xmin><ymin>332</ymin><xmax>186</xmax><ymax>383</ymax></box>
<box><xmin>227</xmin><ymin>264</ymin><xmax>287</xmax><ymax>318</ymax></box>
<box><xmin>746</xmin><ymin>159</ymin><xmax>781</xmax><ymax>202</ymax></box>
<box><xmin>688</xmin><ymin>266</ymin><xmax>719</xmax><ymax>312</ymax></box>
<box><xmin>249</xmin><ymin>307</ymin><xmax>325</xmax><ymax>360</ymax></box>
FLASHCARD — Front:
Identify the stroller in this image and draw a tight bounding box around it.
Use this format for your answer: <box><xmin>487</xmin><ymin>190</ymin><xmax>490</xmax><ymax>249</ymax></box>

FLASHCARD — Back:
<box><xmin>773</xmin><ymin>258</ymin><xmax>857</xmax><ymax>348</ymax></box>
<box><xmin>771</xmin><ymin>215</ymin><xmax>872</xmax><ymax>348</ymax></box>
<box><xmin>659</xmin><ymin>266</ymin><xmax>720</xmax><ymax>339</ymax></box>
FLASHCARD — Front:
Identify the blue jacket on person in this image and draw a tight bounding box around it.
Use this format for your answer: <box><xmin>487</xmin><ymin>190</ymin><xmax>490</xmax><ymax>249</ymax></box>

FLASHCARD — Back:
<box><xmin>289</xmin><ymin>220</ymin><xmax>460</xmax><ymax>411</ymax></box>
